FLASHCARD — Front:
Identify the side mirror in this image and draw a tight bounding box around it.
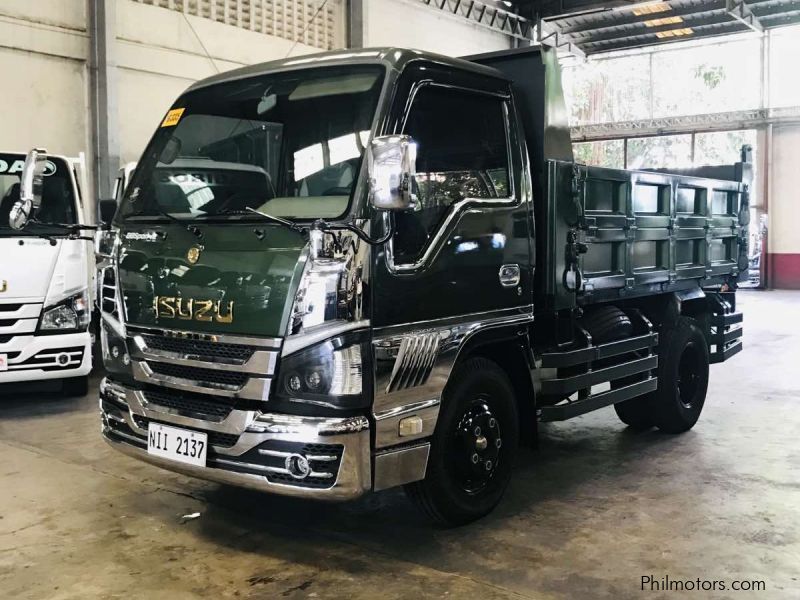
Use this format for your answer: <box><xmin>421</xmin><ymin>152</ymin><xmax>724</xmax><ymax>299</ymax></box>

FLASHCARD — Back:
<box><xmin>98</xmin><ymin>198</ymin><xmax>117</xmax><ymax>225</ymax></box>
<box><xmin>368</xmin><ymin>135</ymin><xmax>417</xmax><ymax>211</ymax></box>
<box><xmin>8</xmin><ymin>148</ymin><xmax>48</xmax><ymax>230</ymax></box>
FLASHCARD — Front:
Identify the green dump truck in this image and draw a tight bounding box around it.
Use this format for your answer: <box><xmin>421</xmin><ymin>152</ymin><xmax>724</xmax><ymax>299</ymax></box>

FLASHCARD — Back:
<box><xmin>10</xmin><ymin>46</ymin><xmax>748</xmax><ymax>525</ymax></box>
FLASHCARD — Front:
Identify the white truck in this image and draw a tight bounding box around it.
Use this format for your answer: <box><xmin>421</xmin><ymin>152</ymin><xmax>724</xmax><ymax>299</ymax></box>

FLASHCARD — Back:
<box><xmin>0</xmin><ymin>151</ymin><xmax>94</xmax><ymax>395</ymax></box>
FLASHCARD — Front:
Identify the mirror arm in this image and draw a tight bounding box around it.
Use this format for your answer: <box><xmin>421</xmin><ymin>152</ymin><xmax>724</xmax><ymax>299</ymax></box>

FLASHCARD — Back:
<box><xmin>314</xmin><ymin>213</ymin><xmax>394</xmax><ymax>247</ymax></box>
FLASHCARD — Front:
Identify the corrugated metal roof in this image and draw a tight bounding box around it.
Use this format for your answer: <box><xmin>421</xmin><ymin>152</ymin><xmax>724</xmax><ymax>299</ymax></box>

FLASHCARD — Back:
<box><xmin>515</xmin><ymin>0</ymin><xmax>800</xmax><ymax>54</ymax></box>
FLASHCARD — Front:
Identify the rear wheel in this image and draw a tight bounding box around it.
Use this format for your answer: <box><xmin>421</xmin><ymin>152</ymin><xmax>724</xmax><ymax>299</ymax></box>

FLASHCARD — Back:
<box><xmin>62</xmin><ymin>375</ymin><xmax>89</xmax><ymax>397</ymax></box>
<box><xmin>405</xmin><ymin>357</ymin><xmax>518</xmax><ymax>527</ymax></box>
<box><xmin>649</xmin><ymin>317</ymin><xmax>709</xmax><ymax>433</ymax></box>
<box><xmin>613</xmin><ymin>396</ymin><xmax>654</xmax><ymax>430</ymax></box>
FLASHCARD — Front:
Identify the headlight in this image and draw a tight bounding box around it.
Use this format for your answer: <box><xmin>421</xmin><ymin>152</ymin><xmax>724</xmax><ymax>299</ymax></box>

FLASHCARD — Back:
<box><xmin>40</xmin><ymin>290</ymin><xmax>91</xmax><ymax>332</ymax></box>
<box><xmin>100</xmin><ymin>319</ymin><xmax>132</xmax><ymax>377</ymax></box>
<box><xmin>275</xmin><ymin>331</ymin><xmax>369</xmax><ymax>410</ymax></box>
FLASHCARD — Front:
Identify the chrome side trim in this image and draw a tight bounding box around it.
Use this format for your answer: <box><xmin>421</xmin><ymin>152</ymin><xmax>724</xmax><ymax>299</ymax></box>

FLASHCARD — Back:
<box><xmin>372</xmin><ymin>306</ymin><xmax>533</xmax><ymax>448</ymax></box>
<box><xmin>383</xmin><ymin>332</ymin><xmax>442</xmax><ymax>393</ymax></box>
<box><xmin>131</xmin><ymin>360</ymin><xmax>271</xmax><ymax>402</ymax></box>
<box><xmin>373</xmin><ymin>304</ymin><xmax>533</xmax><ymax>338</ymax></box>
<box><xmin>373</xmin><ymin>443</ymin><xmax>431</xmax><ymax>491</ymax></box>
<box><xmin>385</xmin><ymin>198</ymin><xmax>518</xmax><ymax>273</ymax></box>
<box><xmin>374</xmin><ymin>397</ymin><xmax>440</xmax><ymax>421</ymax></box>
<box><xmin>130</xmin><ymin>334</ymin><xmax>279</xmax><ymax>374</ymax></box>
<box><xmin>126</xmin><ymin>324</ymin><xmax>282</xmax><ymax>349</ymax></box>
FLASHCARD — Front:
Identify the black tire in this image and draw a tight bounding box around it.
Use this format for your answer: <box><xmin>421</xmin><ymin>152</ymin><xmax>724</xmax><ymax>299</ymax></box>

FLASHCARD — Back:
<box><xmin>613</xmin><ymin>396</ymin><xmax>654</xmax><ymax>430</ymax></box>
<box><xmin>582</xmin><ymin>306</ymin><xmax>632</xmax><ymax>344</ymax></box>
<box><xmin>62</xmin><ymin>375</ymin><xmax>89</xmax><ymax>397</ymax></box>
<box><xmin>649</xmin><ymin>317</ymin><xmax>709</xmax><ymax>434</ymax></box>
<box><xmin>405</xmin><ymin>357</ymin><xmax>518</xmax><ymax>527</ymax></box>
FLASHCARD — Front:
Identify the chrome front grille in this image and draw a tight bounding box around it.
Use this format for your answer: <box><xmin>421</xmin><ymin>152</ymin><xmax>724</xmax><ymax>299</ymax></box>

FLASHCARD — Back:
<box><xmin>139</xmin><ymin>334</ymin><xmax>255</xmax><ymax>363</ymax></box>
<box><xmin>141</xmin><ymin>387</ymin><xmax>236</xmax><ymax>420</ymax></box>
<box><xmin>128</xmin><ymin>326</ymin><xmax>281</xmax><ymax>403</ymax></box>
<box><xmin>147</xmin><ymin>362</ymin><xmax>249</xmax><ymax>389</ymax></box>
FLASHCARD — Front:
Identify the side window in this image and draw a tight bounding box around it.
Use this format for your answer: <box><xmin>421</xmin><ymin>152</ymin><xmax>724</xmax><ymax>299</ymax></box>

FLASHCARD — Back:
<box><xmin>393</xmin><ymin>85</ymin><xmax>510</xmax><ymax>265</ymax></box>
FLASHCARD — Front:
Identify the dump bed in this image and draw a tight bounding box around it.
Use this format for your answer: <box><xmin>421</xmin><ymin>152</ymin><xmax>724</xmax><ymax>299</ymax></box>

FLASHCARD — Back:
<box><xmin>467</xmin><ymin>47</ymin><xmax>750</xmax><ymax>312</ymax></box>
<box><xmin>543</xmin><ymin>161</ymin><xmax>749</xmax><ymax>310</ymax></box>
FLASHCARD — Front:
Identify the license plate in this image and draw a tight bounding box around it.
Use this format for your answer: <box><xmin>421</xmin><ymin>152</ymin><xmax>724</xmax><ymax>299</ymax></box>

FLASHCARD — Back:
<box><xmin>0</xmin><ymin>354</ymin><xmax>7</xmax><ymax>372</ymax></box>
<box><xmin>147</xmin><ymin>423</ymin><xmax>207</xmax><ymax>467</ymax></box>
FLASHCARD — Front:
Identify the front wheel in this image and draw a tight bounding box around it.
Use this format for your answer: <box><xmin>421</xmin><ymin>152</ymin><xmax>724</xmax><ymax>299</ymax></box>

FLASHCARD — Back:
<box><xmin>405</xmin><ymin>357</ymin><xmax>518</xmax><ymax>527</ymax></box>
<box><xmin>649</xmin><ymin>317</ymin><xmax>710</xmax><ymax>434</ymax></box>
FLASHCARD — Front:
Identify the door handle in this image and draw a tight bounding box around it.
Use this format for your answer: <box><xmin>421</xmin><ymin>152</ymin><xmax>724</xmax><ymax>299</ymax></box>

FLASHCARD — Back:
<box><xmin>498</xmin><ymin>264</ymin><xmax>521</xmax><ymax>288</ymax></box>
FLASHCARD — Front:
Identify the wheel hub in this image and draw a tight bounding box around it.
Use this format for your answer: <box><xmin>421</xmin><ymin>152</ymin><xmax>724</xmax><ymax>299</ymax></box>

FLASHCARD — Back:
<box><xmin>451</xmin><ymin>399</ymin><xmax>502</xmax><ymax>494</ymax></box>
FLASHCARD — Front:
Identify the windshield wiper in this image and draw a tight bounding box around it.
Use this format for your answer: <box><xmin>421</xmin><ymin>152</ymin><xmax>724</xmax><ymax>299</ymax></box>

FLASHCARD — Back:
<box><xmin>203</xmin><ymin>207</ymin><xmax>307</xmax><ymax>236</ymax></box>
<box><xmin>129</xmin><ymin>209</ymin><xmax>203</xmax><ymax>239</ymax></box>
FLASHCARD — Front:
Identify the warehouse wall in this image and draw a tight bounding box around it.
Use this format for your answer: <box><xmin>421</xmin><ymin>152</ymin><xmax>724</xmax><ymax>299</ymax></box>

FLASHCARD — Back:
<box><xmin>0</xmin><ymin>0</ymin><xmax>328</xmax><ymax>203</ymax></box>
<box><xmin>0</xmin><ymin>0</ymin><xmax>90</xmax><ymax>158</ymax></box>
<box><xmin>363</xmin><ymin>0</ymin><xmax>512</xmax><ymax>57</ymax></box>
<box><xmin>767</xmin><ymin>125</ymin><xmax>800</xmax><ymax>289</ymax></box>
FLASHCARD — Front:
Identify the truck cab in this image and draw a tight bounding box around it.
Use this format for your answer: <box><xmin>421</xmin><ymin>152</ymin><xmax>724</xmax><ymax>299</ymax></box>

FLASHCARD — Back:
<box><xmin>0</xmin><ymin>151</ymin><xmax>93</xmax><ymax>394</ymax></box>
<box><xmin>10</xmin><ymin>47</ymin><xmax>745</xmax><ymax>525</ymax></box>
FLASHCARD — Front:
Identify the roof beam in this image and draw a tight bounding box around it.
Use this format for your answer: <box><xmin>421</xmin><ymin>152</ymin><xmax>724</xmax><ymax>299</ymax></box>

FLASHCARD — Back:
<box><xmin>726</xmin><ymin>0</ymin><xmax>764</xmax><ymax>31</ymax></box>
<box><xmin>538</xmin><ymin>19</ymin><xmax>587</xmax><ymax>57</ymax></box>
<box><xmin>555</xmin><ymin>1</ymin><xmax>728</xmax><ymax>35</ymax></box>
<box><xmin>581</xmin><ymin>20</ymin><xmax>750</xmax><ymax>53</ymax></box>
<box><xmin>415</xmin><ymin>0</ymin><xmax>534</xmax><ymax>40</ymax></box>
<box><xmin>569</xmin><ymin>13</ymin><xmax>736</xmax><ymax>45</ymax></box>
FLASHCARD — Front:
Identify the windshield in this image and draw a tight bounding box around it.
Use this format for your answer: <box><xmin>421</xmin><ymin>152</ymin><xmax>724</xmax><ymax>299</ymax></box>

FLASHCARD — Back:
<box><xmin>0</xmin><ymin>154</ymin><xmax>77</xmax><ymax>235</ymax></box>
<box><xmin>119</xmin><ymin>65</ymin><xmax>385</xmax><ymax>223</ymax></box>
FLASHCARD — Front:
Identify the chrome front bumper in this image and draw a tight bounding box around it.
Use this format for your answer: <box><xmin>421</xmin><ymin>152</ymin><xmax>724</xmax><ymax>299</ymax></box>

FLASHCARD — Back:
<box><xmin>99</xmin><ymin>378</ymin><xmax>372</xmax><ymax>501</ymax></box>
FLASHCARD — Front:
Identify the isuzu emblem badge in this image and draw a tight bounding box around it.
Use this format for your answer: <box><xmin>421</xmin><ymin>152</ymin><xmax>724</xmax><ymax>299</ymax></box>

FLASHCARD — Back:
<box><xmin>186</xmin><ymin>245</ymin><xmax>202</xmax><ymax>265</ymax></box>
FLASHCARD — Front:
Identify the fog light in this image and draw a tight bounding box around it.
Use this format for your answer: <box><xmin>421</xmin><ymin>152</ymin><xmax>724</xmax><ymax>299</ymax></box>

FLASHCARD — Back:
<box><xmin>285</xmin><ymin>454</ymin><xmax>311</xmax><ymax>479</ymax></box>
<box><xmin>111</xmin><ymin>345</ymin><xmax>120</xmax><ymax>358</ymax></box>
<box><xmin>56</xmin><ymin>353</ymin><xmax>70</xmax><ymax>367</ymax></box>
<box><xmin>122</xmin><ymin>354</ymin><xmax>130</xmax><ymax>366</ymax></box>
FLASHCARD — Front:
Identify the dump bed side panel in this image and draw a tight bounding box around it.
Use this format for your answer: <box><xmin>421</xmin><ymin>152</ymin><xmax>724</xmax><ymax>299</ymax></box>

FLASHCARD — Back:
<box><xmin>552</xmin><ymin>161</ymin><xmax>749</xmax><ymax>307</ymax></box>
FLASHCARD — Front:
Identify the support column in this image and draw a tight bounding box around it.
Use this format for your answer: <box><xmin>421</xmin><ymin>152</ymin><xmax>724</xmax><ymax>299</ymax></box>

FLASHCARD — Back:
<box><xmin>347</xmin><ymin>0</ymin><xmax>365</xmax><ymax>49</ymax></box>
<box><xmin>89</xmin><ymin>0</ymin><xmax>120</xmax><ymax>207</ymax></box>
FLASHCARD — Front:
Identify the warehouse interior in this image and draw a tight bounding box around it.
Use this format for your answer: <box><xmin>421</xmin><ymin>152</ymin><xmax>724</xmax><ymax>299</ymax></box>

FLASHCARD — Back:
<box><xmin>1</xmin><ymin>0</ymin><xmax>799</xmax><ymax>598</ymax></box>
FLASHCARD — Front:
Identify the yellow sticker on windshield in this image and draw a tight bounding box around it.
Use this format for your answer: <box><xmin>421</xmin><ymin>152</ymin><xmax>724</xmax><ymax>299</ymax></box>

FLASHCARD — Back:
<box><xmin>161</xmin><ymin>108</ymin><xmax>185</xmax><ymax>128</ymax></box>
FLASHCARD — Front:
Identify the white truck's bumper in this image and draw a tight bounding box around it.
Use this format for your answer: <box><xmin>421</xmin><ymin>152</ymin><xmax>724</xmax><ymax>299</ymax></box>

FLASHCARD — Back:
<box><xmin>0</xmin><ymin>332</ymin><xmax>91</xmax><ymax>384</ymax></box>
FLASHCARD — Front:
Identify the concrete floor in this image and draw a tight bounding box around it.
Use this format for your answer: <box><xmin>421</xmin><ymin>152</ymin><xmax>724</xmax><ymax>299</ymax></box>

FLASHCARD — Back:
<box><xmin>1</xmin><ymin>290</ymin><xmax>798</xmax><ymax>599</ymax></box>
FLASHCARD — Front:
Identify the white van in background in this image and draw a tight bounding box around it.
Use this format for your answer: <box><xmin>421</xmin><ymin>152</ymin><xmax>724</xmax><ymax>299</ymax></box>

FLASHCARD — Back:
<box><xmin>0</xmin><ymin>151</ymin><xmax>93</xmax><ymax>395</ymax></box>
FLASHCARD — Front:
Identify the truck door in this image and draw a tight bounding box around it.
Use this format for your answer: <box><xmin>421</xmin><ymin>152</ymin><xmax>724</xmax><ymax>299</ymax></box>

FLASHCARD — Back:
<box><xmin>372</xmin><ymin>63</ymin><xmax>533</xmax><ymax>328</ymax></box>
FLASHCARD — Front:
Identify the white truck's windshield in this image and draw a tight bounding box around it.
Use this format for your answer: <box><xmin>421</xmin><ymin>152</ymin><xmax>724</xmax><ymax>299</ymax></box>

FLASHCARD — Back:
<box><xmin>0</xmin><ymin>153</ymin><xmax>77</xmax><ymax>235</ymax></box>
<box><xmin>119</xmin><ymin>65</ymin><xmax>384</xmax><ymax>223</ymax></box>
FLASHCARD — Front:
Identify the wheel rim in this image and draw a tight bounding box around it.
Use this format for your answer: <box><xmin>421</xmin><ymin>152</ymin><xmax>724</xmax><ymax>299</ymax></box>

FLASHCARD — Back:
<box><xmin>677</xmin><ymin>342</ymin><xmax>702</xmax><ymax>409</ymax></box>
<box><xmin>450</xmin><ymin>397</ymin><xmax>502</xmax><ymax>495</ymax></box>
